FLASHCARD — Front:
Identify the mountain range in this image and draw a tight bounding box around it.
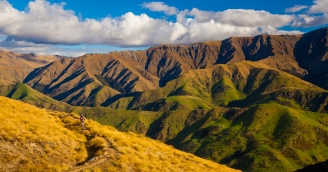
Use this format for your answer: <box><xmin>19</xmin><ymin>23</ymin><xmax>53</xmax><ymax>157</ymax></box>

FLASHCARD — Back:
<box><xmin>16</xmin><ymin>27</ymin><xmax>327</xmax><ymax>107</ymax></box>
<box><xmin>1</xmin><ymin>27</ymin><xmax>328</xmax><ymax>172</ymax></box>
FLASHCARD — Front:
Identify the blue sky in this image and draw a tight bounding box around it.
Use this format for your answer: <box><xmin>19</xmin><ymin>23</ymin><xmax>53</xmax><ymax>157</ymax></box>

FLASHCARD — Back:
<box><xmin>0</xmin><ymin>0</ymin><xmax>327</xmax><ymax>56</ymax></box>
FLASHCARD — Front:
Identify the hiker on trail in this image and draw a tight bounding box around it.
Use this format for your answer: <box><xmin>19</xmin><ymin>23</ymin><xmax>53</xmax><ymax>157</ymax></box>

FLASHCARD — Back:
<box><xmin>80</xmin><ymin>114</ymin><xmax>86</xmax><ymax>130</ymax></box>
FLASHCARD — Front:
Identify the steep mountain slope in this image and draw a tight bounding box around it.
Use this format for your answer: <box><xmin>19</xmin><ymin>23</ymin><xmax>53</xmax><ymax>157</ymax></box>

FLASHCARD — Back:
<box><xmin>294</xmin><ymin>27</ymin><xmax>328</xmax><ymax>89</ymax></box>
<box><xmin>24</xmin><ymin>53</ymin><xmax>157</xmax><ymax>106</ymax></box>
<box><xmin>0</xmin><ymin>96</ymin><xmax>239</xmax><ymax>172</ymax></box>
<box><xmin>22</xmin><ymin>27</ymin><xmax>328</xmax><ymax>105</ymax></box>
<box><xmin>106</xmin><ymin>61</ymin><xmax>328</xmax><ymax>113</ymax></box>
<box><xmin>175</xmin><ymin>104</ymin><xmax>328</xmax><ymax>172</ymax></box>
<box><xmin>0</xmin><ymin>49</ymin><xmax>64</xmax><ymax>85</ymax></box>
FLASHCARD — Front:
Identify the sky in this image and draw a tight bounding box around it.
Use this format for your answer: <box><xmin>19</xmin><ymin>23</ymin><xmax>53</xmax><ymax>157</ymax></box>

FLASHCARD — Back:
<box><xmin>0</xmin><ymin>0</ymin><xmax>327</xmax><ymax>57</ymax></box>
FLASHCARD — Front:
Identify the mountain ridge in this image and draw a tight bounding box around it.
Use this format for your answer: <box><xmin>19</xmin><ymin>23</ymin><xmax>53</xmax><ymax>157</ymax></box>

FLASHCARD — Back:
<box><xmin>0</xmin><ymin>49</ymin><xmax>66</xmax><ymax>85</ymax></box>
<box><xmin>18</xmin><ymin>27</ymin><xmax>328</xmax><ymax>106</ymax></box>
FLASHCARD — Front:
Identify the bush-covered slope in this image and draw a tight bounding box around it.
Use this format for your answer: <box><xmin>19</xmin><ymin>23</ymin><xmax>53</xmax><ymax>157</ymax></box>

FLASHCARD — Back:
<box><xmin>0</xmin><ymin>96</ymin><xmax>238</xmax><ymax>172</ymax></box>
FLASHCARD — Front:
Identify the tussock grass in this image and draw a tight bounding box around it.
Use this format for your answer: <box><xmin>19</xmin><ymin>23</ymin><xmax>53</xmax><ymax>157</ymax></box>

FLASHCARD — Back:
<box><xmin>0</xmin><ymin>97</ymin><xmax>87</xmax><ymax>171</ymax></box>
<box><xmin>0</xmin><ymin>96</ymin><xmax>239</xmax><ymax>172</ymax></box>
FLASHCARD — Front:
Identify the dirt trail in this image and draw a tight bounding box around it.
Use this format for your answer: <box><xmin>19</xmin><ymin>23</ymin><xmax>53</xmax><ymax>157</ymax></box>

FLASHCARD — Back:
<box><xmin>68</xmin><ymin>148</ymin><xmax>116</xmax><ymax>172</ymax></box>
<box><xmin>69</xmin><ymin>157</ymin><xmax>108</xmax><ymax>172</ymax></box>
<box><xmin>68</xmin><ymin>127</ymin><xmax>117</xmax><ymax>172</ymax></box>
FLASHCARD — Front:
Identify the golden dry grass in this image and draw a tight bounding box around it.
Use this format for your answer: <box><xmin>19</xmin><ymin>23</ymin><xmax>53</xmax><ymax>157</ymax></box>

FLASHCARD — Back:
<box><xmin>0</xmin><ymin>97</ymin><xmax>87</xmax><ymax>171</ymax></box>
<box><xmin>0</xmin><ymin>96</ymin><xmax>239</xmax><ymax>172</ymax></box>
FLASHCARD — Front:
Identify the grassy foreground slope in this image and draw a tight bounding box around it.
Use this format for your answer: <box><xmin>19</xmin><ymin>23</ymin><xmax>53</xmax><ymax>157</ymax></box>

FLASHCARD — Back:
<box><xmin>0</xmin><ymin>96</ymin><xmax>239</xmax><ymax>172</ymax></box>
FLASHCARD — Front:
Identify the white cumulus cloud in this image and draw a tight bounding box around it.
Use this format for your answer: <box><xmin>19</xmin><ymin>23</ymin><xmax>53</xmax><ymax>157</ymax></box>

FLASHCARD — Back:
<box><xmin>308</xmin><ymin>0</ymin><xmax>328</xmax><ymax>14</ymax></box>
<box><xmin>2</xmin><ymin>0</ymin><xmax>325</xmax><ymax>55</ymax></box>
<box><xmin>291</xmin><ymin>0</ymin><xmax>328</xmax><ymax>27</ymax></box>
<box><xmin>293</xmin><ymin>14</ymin><xmax>328</xmax><ymax>27</ymax></box>
<box><xmin>0</xmin><ymin>0</ymin><xmax>301</xmax><ymax>47</ymax></box>
<box><xmin>189</xmin><ymin>8</ymin><xmax>296</xmax><ymax>28</ymax></box>
<box><xmin>141</xmin><ymin>2</ymin><xmax>178</xmax><ymax>15</ymax></box>
<box><xmin>285</xmin><ymin>5</ymin><xmax>309</xmax><ymax>13</ymax></box>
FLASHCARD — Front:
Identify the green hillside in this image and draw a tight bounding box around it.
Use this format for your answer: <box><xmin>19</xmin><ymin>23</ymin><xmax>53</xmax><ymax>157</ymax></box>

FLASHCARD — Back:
<box><xmin>0</xmin><ymin>83</ymin><xmax>71</xmax><ymax>111</ymax></box>
<box><xmin>177</xmin><ymin>103</ymin><xmax>328</xmax><ymax>172</ymax></box>
<box><xmin>107</xmin><ymin>61</ymin><xmax>327</xmax><ymax>113</ymax></box>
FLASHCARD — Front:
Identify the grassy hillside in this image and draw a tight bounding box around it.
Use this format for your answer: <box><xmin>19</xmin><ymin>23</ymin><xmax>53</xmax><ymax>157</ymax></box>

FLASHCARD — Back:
<box><xmin>177</xmin><ymin>103</ymin><xmax>328</xmax><ymax>172</ymax></box>
<box><xmin>0</xmin><ymin>96</ymin><xmax>86</xmax><ymax>171</ymax></box>
<box><xmin>107</xmin><ymin>61</ymin><xmax>327</xmax><ymax>113</ymax></box>
<box><xmin>0</xmin><ymin>83</ymin><xmax>71</xmax><ymax>111</ymax></box>
<box><xmin>0</xmin><ymin>96</ymin><xmax>239</xmax><ymax>172</ymax></box>
<box><xmin>106</xmin><ymin>103</ymin><xmax>328</xmax><ymax>172</ymax></box>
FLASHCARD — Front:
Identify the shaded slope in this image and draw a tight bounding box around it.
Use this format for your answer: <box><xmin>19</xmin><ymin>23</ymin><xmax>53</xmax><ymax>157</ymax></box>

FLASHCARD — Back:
<box><xmin>296</xmin><ymin>159</ymin><xmax>328</xmax><ymax>172</ymax></box>
<box><xmin>24</xmin><ymin>53</ymin><xmax>157</xmax><ymax>106</ymax></box>
<box><xmin>0</xmin><ymin>96</ymin><xmax>239</xmax><ymax>172</ymax></box>
<box><xmin>294</xmin><ymin>27</ymin><xmax>328</xmax><ymax>89</ymax></box>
